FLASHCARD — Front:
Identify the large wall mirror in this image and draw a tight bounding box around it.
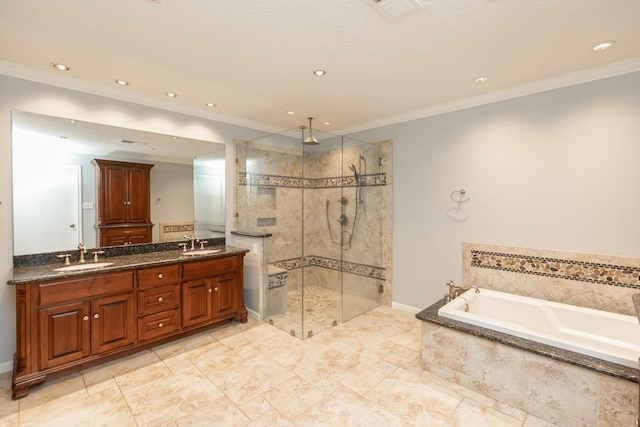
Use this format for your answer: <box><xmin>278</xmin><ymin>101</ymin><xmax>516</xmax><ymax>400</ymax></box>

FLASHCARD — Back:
<box><xmin>11</xmin><ymin>110</ymin><xmax>225</xmax><ymax>256</ymax></box>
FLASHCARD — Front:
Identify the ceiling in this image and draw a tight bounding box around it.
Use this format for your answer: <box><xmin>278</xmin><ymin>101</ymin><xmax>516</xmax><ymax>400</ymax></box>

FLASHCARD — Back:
<box><xmin>1</xmin><ymin>0</ymin><xmax>640</xmax><ymax>134</ymax></box>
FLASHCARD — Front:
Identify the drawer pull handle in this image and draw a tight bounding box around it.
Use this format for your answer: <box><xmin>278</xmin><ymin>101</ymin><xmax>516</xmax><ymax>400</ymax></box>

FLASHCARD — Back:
<box><xmin>158</xmin><ymin>297</ymin><xmax>163</xmax><ymax>302</ymax></box>
<box><xmin>158</xmin><ymin>322</ymin><xmax>164</xmax><ymax>328</ymax></box>
<box><xmin>83</xmin><ymin>315</ymin><xmax>89</xmax><ymax>321</ymax></box>
<box><xmin>214</xmin><ymin>287</ymin><xmax>219</xmax><ymax>292</ymax></box>
<box><xmin>93</xmin><ymin>313</ymin><xmax>99</xmax><ymax>319</ymax></box>
<box><xmin>158</xmin><ymin>274</ymin><xmax>163</xmax><ymax>279</ymax></box>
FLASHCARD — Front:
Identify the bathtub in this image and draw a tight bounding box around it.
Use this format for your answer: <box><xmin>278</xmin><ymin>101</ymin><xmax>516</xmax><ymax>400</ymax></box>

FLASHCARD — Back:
<box><xmin>437</xmin><ymin>288</ymin><xmax>640</xmax><ymax>369</ymax></box>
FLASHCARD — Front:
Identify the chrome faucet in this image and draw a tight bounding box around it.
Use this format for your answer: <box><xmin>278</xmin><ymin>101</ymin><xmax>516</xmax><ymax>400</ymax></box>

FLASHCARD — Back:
<box><xmin>78</xmin><ymin>243</ymin><xmax>87</xmax><ymax>263</ymax></box>
<box><xmin>184</xmin><ymin>235</ymin><xmax>196</xmax><ymax>251</ymax></box>
<box><xmin>445</xmin><ymin>280</ymin><xmax>479</xmax><ymax>302</ymax></box>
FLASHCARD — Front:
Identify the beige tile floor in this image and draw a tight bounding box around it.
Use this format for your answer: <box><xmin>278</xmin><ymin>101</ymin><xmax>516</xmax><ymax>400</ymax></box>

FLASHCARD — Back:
<box><xmin>0</xmin><ymin>306</ymin><xmax>554</xmax><ymax>426</ymax></box>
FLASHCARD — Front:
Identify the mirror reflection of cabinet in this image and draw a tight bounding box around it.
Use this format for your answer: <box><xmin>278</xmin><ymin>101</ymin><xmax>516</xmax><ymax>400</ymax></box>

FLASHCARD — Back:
<box><xmin>93</xmin><ymin>159</ymin><xmax>154</xmax><ymax>246</ymax></box>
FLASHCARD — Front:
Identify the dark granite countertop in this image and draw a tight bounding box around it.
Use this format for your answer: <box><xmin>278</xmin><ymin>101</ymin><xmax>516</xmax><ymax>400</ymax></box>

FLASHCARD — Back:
<box><xmin>7</xmin><ymin>245</ymin><xmax>249</xmax><ymax>285</ymax></box>
<box><xmin>231</xmin><ymin>230</ymin><xmax>273</xmax><ymax>238</ymax></box>
<box><xmin>416</xmin><ymin>298</ymin><xmax>639</xmax><ymax>383</ymax></box>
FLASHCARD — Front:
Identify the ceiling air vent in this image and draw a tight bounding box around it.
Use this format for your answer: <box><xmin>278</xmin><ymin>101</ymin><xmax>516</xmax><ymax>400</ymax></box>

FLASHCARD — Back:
<box><xmin>368</xmin><ymin>0</ymin><xmax>424</xmax><ymax>22</ymax></box>
<box><xmin>118</xmin><ymin>139</ymin><xmax>147</xmax><ymax>146</ymax></box>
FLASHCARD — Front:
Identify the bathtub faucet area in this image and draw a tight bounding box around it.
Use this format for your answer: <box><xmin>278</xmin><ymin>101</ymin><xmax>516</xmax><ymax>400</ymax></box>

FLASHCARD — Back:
<box><xmin>444</xmin><ymin>280</ymin><xmax>479</xmax><ymax>303</ymax></box>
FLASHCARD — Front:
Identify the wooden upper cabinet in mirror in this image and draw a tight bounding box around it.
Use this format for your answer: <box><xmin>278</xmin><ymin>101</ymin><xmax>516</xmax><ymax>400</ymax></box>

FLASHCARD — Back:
<box><xmin>93</xmin><ymin>159</ymin><xmax>154</xmax><ymax>247</ymax></box>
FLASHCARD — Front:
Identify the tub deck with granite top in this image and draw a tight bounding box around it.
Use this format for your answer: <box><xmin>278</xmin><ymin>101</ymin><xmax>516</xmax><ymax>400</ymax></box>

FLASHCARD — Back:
<box><xmin>417</xmin><ymin>293</ymin><xmax>639</xmax><ymax>426</ymax></box>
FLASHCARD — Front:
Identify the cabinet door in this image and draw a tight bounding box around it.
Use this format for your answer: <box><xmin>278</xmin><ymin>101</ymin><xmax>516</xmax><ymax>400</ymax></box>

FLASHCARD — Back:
<box><xmin>126</xmin><ymin>166</ymin><xmax>150</xmax><ymax>223</ymax></box>
<box><xmin>212</xmin><ymin>274</ymin><xmax>238</xmax><ymax>320</ymax></box>
<box><xmin>39</xmin><ymin>301</ymin><xmax>91</xmax><ymax>369</ymax></box>
<box><xmin>103</xmin><ymin>164</ymin><xmax>129</xmax><ymax>224</ymax></box>
<box><xmin>181</xmin><ymin>278</ymin><xmax>213</xmax><ymax>328</ymax></box>
<box><xmin>91</xmin><ymin>293</ymin><xmax>135</xmax><ymax>354</ymax></box>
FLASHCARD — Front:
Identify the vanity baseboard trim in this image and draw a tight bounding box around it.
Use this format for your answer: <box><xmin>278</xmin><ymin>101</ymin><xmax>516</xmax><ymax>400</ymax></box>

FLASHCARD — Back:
<box><xmin>11</xmin><ymin>316</ymin><xmax>238</xmax><ymax>400</ymax></box>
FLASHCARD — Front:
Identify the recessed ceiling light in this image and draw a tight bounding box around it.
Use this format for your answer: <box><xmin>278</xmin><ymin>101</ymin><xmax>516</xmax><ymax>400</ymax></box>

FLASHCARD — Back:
<box><xmin>286</xmin><ymin>111</ymin><xmax>296</xmax><ymax>116</ymax></box>
<box><xmin>205</xmin><ymin>102</ymin><xmax>217</xmax><ymax>108</ymax></box>
<box><xmin>115</xmin><ymin>79</ymin><xmax>129</xmax><ymax>86</ymax></box>
<box><xmin>474</xmin><ymin>76</ymin><xmax>489</xmax><ymax>84</ymax></box>
<box><xmin>68</xmin><ymin>119</ymin><xmax>77</xmax><ymax>124</ymax></box>
<box><xmin>165</xmin><ymin>92</ymin><xmax>177</xmax><ymax>98</ymax></box>
<box><xmin>313</xmin><ymin>70</ymin><xmax>326</xmax><ymax>76</ymax></box>
<box><xmin>323</xmin><ymin>121</ymin><xmax>331</xmax><ymax>126</ymax></box>
<box><xmin>51</xmin><ymin>62</ymin><xmax>70</xmax><ymax>71</ymax></box>
<box><xmin>172</xmin><ymin>136</ymin><xmax>179</xmax><ymax>140</ymax></box>
<box><xmin>592</xmin><ymin>41</ymin><xmax>616</xmax><ymax>52</ymax></box>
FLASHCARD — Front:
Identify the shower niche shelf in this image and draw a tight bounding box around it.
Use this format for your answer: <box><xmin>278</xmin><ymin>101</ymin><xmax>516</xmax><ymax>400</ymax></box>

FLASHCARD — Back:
<box><xmin>257</xmin><ymin>217</ymin><xmax>276</xmax><ymax>227</ymax></box>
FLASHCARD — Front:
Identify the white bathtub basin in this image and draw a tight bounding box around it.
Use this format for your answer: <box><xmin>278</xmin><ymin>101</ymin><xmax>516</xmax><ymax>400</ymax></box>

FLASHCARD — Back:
<box><xmin>438</xmin><ymin>288</ymin><xmax>640</xmax><ymax>368</ymax></box>
<box><xmin>54</xmin><ymin>262</ymin><xmax>114</xmax><ymax>272</ymax></box>
<box><xmin>181</xmin><ymin>249</ymin><xmax>222</xmax><ymax>256</ymax></box>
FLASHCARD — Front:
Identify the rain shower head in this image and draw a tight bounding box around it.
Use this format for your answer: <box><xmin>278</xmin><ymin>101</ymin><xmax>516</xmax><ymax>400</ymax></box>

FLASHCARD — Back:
<box><xmin>348</xmin><ymin>164</ymin><xmax>357</xmax><ymax>172</ymax></box>
<box><xmin>302</xmin><ymin>117</ymin><xmax>319</xmax><ymax>145</ymax></box>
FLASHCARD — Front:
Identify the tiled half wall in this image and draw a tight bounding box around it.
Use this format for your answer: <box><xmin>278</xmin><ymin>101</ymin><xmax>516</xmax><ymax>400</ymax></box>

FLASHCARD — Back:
<box><xmin>463</xmin><ymin>242</ymin><xmax>640</xmax><ymax>315</ymax></box>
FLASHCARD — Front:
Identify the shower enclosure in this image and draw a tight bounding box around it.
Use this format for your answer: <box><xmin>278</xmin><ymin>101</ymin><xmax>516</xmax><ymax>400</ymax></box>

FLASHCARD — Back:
<box><xmin>235</xmin><ymin>129</ymin><xmax>392</xmax><ymax>338</ymax></box>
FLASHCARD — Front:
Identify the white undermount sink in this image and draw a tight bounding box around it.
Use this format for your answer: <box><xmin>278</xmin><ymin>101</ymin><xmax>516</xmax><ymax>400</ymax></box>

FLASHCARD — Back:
<box><xmin>54</xmin><ymin>262</ymin><xmax>114</xmax><ymax>272</ymax></box>
<box><xmin>181</xmin><ymin>249</ymin><xmax>222</xmax><ymax>256</ymax></box>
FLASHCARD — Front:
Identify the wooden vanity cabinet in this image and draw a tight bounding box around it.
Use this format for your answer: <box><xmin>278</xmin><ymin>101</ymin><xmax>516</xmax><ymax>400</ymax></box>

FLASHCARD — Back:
<box><xmin>101</xmin><ymin>226</ymin><xmax>152</xmax><ymax>247</ymax></box>
<box><xmin>12</xmin><ymin>252</ymin><xmax>247</xmax><ymax>400</ymax></box>
<box><xmin>37</xmin><ymin>272</ymin><xmax>135</xmax><ymax>370</ymax></box>
<box><xmin>136</xmin><ymin>265</ymin><xmax>181</xmax><ymax>341</ymax></box>
<box><xmin>181</xmin><ymin>256</ymin><xmax>243</xmax><ymax>328</ymax></box>
<box><xmin>93</xmin><ymin>159</ymin><xmax>154</xmax><ymax>246</ymax></box>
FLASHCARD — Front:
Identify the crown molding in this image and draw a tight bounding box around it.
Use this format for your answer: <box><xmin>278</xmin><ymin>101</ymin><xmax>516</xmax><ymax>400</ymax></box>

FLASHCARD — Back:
<box><xmin>0</xmin><ymin>61</ymin><xmax>281</xmax><ymax>134</ymax></box>
<box><xmin>336</xmin><ymin>56</ymin><xmax>640</xmax><ymax>135</ymax></box>
<box><xmin>3</xmin><ymin>57</ymin><xmax>640</xmax><ymax>137</ymax></box>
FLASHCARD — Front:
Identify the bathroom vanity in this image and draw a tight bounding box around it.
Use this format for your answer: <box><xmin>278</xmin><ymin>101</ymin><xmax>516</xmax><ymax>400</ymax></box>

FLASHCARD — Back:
<box><xmin>8</xmin><ymin>247</ymin><xmax>247</xmax><ymax>399</ymax></box>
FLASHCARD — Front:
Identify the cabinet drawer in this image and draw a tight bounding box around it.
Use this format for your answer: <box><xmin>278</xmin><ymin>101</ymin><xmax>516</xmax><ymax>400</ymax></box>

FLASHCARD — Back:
<box><xmin>182</xmin><ymin>256</ymin><xmax>238</xmax><ymax>280</ymax></box>
<box><xmin>137</xmin><ymin>284</ymin><xmax>180</xmax><ymax>315</ymax></box>
<box><xmin>39</xmin><ymin>272</ymin><xmax>134</xmax><ymax>307</ymax></box>
<box><xmin>137</xmin><ymin>309</ymin><xmax>180</xmax><ymax>341</ymax></box>
<box><xmin>137</xmin><ymin>265</ymin><xmax>180</xmax><ymax>289</ymax></box>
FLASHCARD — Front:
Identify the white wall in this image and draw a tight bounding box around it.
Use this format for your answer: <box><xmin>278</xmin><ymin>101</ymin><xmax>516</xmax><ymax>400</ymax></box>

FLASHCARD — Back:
<box><xmin>351</xmin><ymin>71</ymin><xmax>640</xmax><ymax>311</ymax></box>
<box><xmin>1</xmin><ymin>71</ymin><xmax>639</xmax><ymax>370</ymax></box>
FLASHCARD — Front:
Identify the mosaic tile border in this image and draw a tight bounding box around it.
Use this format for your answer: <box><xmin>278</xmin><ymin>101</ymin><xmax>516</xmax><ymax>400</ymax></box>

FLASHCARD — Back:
<box><xmin>270</xmin><ymin>255</ymin><xmax>386</xmax><ymax>281</ymax></box>
<box><xmin>470</xmin><ymin>249</ymin><xmax>640</xmax><ymax>289</ymax></box>
<box><xmin>239</xmin><ymin>172</ymin><xmax>386</xmax><ymax>189</ymax></box>
<box><xmin>267</xmin><ymin>271</ymin><xmax>288</xmax><ymax>290</ymax></box>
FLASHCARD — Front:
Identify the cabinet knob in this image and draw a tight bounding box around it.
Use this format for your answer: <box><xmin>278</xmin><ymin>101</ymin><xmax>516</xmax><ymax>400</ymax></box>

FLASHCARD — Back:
<box><xmin>158</xmin><ymin>297</ymin><xmax>163</xmax><ymax>302</ymax></box>
<box><xmin>83</xmin><ymin>315</ymin><xmax>89</xmax><ymax>321</ymax></box>
<box><xmin>214</xmin><ymin>287</ymin><xmax>219</xmax><ymax>292</ymax></box>
<box><xmin>208</xmin><ymin>288</ymin><xmax>212</xmax><ymax>293</ymax></box>
<box><xmin>158</xmin><ymin>273</ymin><xmax>163</xmax><ymax>279</ymax></box>
<box><xmin>158</xmin><ymin>322</ymin><xmax>164</xmax><ymax>328</ymax></box>
<box><xmin>93</xmin><ymin>313</ymin><xmax>99</xmax><ymax>319</ymax></box>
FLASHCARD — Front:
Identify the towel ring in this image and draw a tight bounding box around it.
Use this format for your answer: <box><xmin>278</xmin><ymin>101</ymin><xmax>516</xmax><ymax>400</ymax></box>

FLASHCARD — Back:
<box><xmin>451</xmin><ymin>189</ymin><xmax>470</xmax><ymax>204</ymax></box>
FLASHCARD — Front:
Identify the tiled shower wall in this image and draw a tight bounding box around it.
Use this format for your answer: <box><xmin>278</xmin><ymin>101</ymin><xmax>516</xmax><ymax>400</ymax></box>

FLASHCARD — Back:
<box><xmin>463</xmin><ymin>242</ymin><xmax>640</xmax><ymax>315</ymax></box>
<box><xmin>235</xmin><ymin>140</ymin><xmax>393</xmax><ymax>306</ymax></box>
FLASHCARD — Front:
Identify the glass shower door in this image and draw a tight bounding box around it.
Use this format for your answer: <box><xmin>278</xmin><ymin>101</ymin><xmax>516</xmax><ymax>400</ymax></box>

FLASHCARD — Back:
<box><xmin>340</xmin><ymin>137</ymin><xmax>385</xmax><ymax>322</ymax></box>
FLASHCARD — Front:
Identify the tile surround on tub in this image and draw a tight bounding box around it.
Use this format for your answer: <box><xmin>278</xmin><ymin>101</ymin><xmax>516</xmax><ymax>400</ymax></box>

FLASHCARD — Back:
<box><xmin>463</xmin><ymin>242</ymin><xmax>640</xmax><ymax>315</ymax></box>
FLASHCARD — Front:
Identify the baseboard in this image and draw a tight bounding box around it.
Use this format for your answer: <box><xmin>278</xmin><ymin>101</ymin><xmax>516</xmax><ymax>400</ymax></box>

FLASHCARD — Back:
<box><xmin>391</xmin><ymin>301</ymin><xmax>422</xmax><ymax>314</ymax></box>
<box><xmin>0</xmin><ymin>359</ymin><xmax>13</xmax><ymax>374</ymax></box>
<box><xmin>246</xmin><ymin>307</ymin><xmax>260</xmax><ymax>321</ymax></box>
